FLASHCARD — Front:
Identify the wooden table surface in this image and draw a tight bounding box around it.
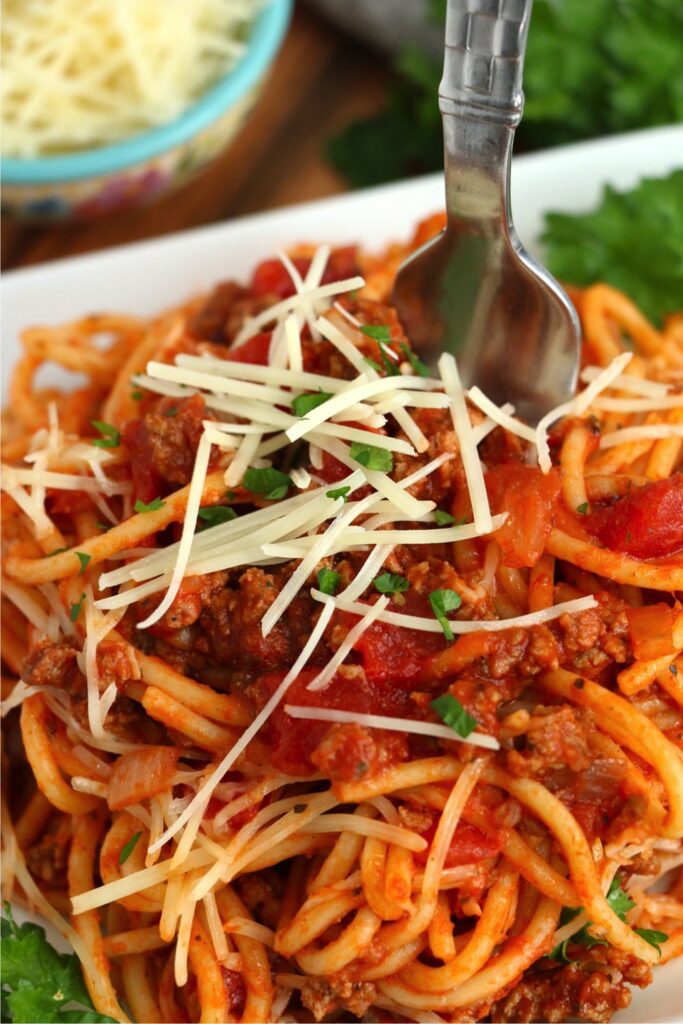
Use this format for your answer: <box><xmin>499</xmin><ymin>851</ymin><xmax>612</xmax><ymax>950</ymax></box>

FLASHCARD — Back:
<box><xmin>1</xmin><ymin>5</ymin><xmax>390</xmax><ymax>271</ymax></box>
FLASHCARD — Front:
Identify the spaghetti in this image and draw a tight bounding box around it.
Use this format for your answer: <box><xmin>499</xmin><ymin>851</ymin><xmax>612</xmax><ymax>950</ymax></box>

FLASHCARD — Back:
<box><xmin>1</xmin><ymin>219</ymin><xmax>682</xmax><ymax>1023</ymax></box>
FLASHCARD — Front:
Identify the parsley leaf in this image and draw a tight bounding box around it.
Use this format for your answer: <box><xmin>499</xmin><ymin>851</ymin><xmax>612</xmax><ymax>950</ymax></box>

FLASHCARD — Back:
<box><xmin>373</xmin><ymin>573</ymin><xmax>409</xmax><ymax>595</ymax></box>
<box><xmin>75</xmin><ymin>551</ymin><xmax>91</xmax><ymax>574</ymax></box>
<box><xmin>1</xmin><ymin>903</ymin><xmax>116</xmax><ymax>1023</ymax></box>
<box><xmin>134</xmin><ymin>497</ymin><xmax>165</xmax><ymax>513</ymax></box>
<box><xmin>576</xmin><ymin>501</ymin><xmax>589</xmax><ymax>515</ymax></box>
<box><xmin>242</xmin><ymin>467</ymin><xmax>292</xmax><ymax>501</ymax></box>
<box><xmin>317</xmin><ymin>568</ymin><xmax>341</xmax><ymax>596</ymax></box>
<box><xmin>118</xmin><ymin>832</ymin><xmax>142</xmax><ymax>865</ymax></box>
<box><xmin>428</xmin><ymin>588</ymin><xmax>462</xmax><ymax>642</ymax></box>
<box><xmin>90</xmin><ymin>420</ymin><xmax>120</xmax><ymax>449</ymax></box>
<box><xmin>360</xmin><ymin>324</ymin><xmax>392</xmax><ymax>343</ymax></box>
<box><xmin>634</xmin><ymin>927</ymin><xmax>668</xmax><ymax>955</ymax></box>
<box><xmin>349</xmin><ymin>442</ymin><xmax>393</xmax><ymax>473</ymax></box>
<box><xmin>69</xmin><ymin>593</ymin><xmax>86</xmax><ymax>623</ymax></box>
<box><xmin>543</xmin><ymin>170</ymin><xmax>683</xmax><ymax>325</ymax></box>
<box><xmin>363</xmin><ymin>356</ymin><xmax>383</xmax><ymax>373</ymax></box>
<box><xmin>130</xmin><ymin>389</ymin><xmax>144</xmax><ymax>401</ymax></box>
<box><xmin>400</xmin><ymin>342</ymin><xmax>431</xmax><ymax>378</ymax></box>
<box><xmin>431</xmin><ymin>693</ymin><xmax>478</xmax><ymax>738</ymax></box>
<box><xmin>197</xmin><ymin>505</ymin><xmax>237</xmax><ymax>527</ymax></box>
<box><xmin>549</xmin><ymin>876</ymin><xmax>639</xmax><ymax>961</ymax></box>
<box><xmin>434</xmin><ymin>509</ymin><xmax>456</xmax><ymax>525</ymax></box>
<box><xmin>291</xmin><ymin>392</ymin><xmax>333</xmax><ymax>418</ymax></box>
<box><xmin>606</xmin><ymin>876</ymin><xmax>636</xmax><ymax>919</ymax></box>
<box><xmin>327</xmin><ymin>486</ymin><xmax>351</xmax><ymax>502</ymax></box>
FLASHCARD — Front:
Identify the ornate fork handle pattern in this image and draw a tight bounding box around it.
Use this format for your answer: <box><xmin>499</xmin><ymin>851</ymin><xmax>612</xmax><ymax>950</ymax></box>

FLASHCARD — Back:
<box><xmin>440</xmin><ymin>0</ymin><xmax>532</xmax><ymax>124</ymax></box>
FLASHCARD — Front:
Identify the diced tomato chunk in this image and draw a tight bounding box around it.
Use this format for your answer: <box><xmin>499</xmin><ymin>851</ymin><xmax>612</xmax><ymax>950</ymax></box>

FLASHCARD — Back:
<box><xmin>415</xmin><ymin>821</ymin><xmax>502</xmax><ymax>867</ymax></box>
<box><xmin>121</xmin><ymin>418</ymin><xmax>163</xmax><ymax>504</ymax></box>
<box><xmin>627</xmin><ymin>603</ymin><xmax>676</xmax><ymax>660</ymax></box>
<box><xmin>593</xmin><ymin>474</ymin><xmax>683</xmax><ymax>559</ymax></box>
<box><xmin>261</xmin><ymin>665</ymin><xmax>409</xmax><ymax>777</ymax></box>
<box><xmin>353</xmin><ymin>616</ymin><xmax>445</xmax><ymax>686</ymax></box>
<box><xmin>226</xmin><ymin>331</ymin><xmax>272</xmax><ymax>366</ymax></box>
<box><xmin>250</xmin><ymin>258</ymin><xmax>308</xmax><ymax>299</ymax></box>
<box><xmin>486</xmin><ymin>463</ymin><xmax>562</xmax><ymax>568</ymax></box>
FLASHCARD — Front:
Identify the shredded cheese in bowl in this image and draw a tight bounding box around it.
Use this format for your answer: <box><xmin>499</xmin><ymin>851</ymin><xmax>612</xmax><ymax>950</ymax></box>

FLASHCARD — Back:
<box><xmin>1</xmin><ymin>0</ymin><xmax>259</xmax><ymax>157</ymax></box>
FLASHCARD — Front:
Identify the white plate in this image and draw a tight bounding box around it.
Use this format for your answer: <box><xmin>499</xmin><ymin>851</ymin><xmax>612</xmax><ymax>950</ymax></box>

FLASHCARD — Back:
<box><xmin>3</xmin><ymin>124</ymin><xmax>683</xmax><ymax>1023</ymax></box>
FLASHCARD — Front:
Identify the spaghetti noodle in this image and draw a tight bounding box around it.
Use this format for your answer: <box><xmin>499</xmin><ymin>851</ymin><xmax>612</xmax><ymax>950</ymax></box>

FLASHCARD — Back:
<box><xmin>1</xmin><ymin>219</ymin><xmax>682</xmax><ymax>1023</ymax></box>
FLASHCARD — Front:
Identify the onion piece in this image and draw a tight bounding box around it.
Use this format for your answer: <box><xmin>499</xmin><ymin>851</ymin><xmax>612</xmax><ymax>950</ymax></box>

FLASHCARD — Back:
<box><xmin>107</xmin><ymin>746</ymin><xmax>179</xmax><ymax>810</ymax></box>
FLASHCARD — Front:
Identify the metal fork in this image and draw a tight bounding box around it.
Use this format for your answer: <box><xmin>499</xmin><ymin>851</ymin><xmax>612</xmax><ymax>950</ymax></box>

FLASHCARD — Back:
<box><xmin>392</xmin><ymin>0</ymin><xmax>581</xmax><ymax>422</ymax></box>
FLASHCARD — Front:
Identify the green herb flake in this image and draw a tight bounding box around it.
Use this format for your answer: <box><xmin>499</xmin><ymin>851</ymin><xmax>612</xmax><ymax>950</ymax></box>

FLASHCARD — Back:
<box><xmin>327</xmin><ymin>486</ymin><xmax>351</xmax><ymax>502</ymax></box>
<box><xmin>242</xmin><ymin>467</ymin><xmax>292</xmax><ymax>501</ymax></box>
<box><xmin>576</xmin><ymin>501</ymin><xmax>589</xmax><ymax>515</ymax></box>
<box><xmin>90</xmin><ymin>420</ymin><xmax>120</xmax><ymax>449</ymax></box>
<box><xmin>69</xmin><ymin>593</ymin><xmax>86</xmax><ymax>623</ymax></box>
<box><xmin>363</xmin><ymin>356</ymin><xmax>383</xmax><ymax>373</ymax></box>
<box><xmin>434</xmin><ymin>509</ymin><xmax>456</xmax><ymax>525</ymax></box>
<box><xmin>75</xmin><ymin>551</ymin><xmax>91</xmax><ymax>574</ymax></box>
<box><xmin>634</xmin><ymin>927</ymin><xmax>668</xmax><ymax>955</ymax></box>
<box><xmin>164</xmin><ymin>406</ymin><xmax>178</xmax><ymax>417</ymax></box>
<box><xmin>42</xmin><ymin>546</ymin><xmax>69</xmax><ymax>558</ymax></box>
<box><xmin>373</xmin><ymin>572</ymin><xmax>409</xmax><ymax>595</ymax></box>
<box><xmin>95</xmin><ymin>521</ymin><xmax>110</xmax><ymax>532</ymax></box>
<box><xmin>130</xmin><ymin>389</ymin><xmax>144</xmax><ymax>401</ymax></box>
<box><xmin>431</xmin><ymin>693</ymin><xmax>477</xmax><ymax>738</ymax></box>
<box><xmin>428</xmin><ymin>588</ymin><xmax>462</xmax><ymax>642</ymax></box>
<box><xmin>360</xmin><ymin>324</ymin><xmax>392</xmax><ymax>343</ymax></box>
<box><xmin>317</xmin><ymin>568</ymin><xmax>341</xmax><ymax>596</ymax></box>
<box><xmin>1</xmin><ymin>902</ymin><xmax>117</xmax><ymax>1023</ymax></box>
<box><xmin>349</xmin><ymin>441</ymin><xmax>393</xmax><ymax>473</ymax></box>
<box><xmin>400</xmin><ymin>342</ymin><xmax>431</xmax><ymax>378</ymax></box>
<box><xmin>134</xmin><ymin>497</ymin><xmax>165</xmax><ymax>513</ymax></box>
<box><xmin>118</xmin><ymin>831</ymin><xmax>142</xmax><ymax>865</ymax></box>
<box><xmin>670</xmin><ymin>664</ymin><xmax>678</xmax><ymax>676</ymax></box>
<box><xmin>606</xmin><ymin>876</ymin><xmax>635</xmax><ymax>920</ymax></box>
<box><xmin>291</xmin><ymin>391</ymin><xmax>333</xmax><ymax>417</ymax></box>
<box><xmin>197</xmin><ymin>505</ymin><xmax>237</xmax><ymax>527</ymax></box>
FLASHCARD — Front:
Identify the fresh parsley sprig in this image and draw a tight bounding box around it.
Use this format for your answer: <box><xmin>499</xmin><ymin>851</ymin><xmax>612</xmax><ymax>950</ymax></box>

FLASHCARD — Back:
<box><xmin>90</xmin><ymin>421</ymin><xmax>120</xmax><ymax>449</ymax></box>
<box><xmin>428</xmin><ymin>588</ymin><xmax>462</xmax><ymax>641</ymax></box>
<box><xmin>242</xmin><ymin>467</ymin><xmax>292</xmax><ymax>501</ymax></box>
<box><xmin>1</xmin><ymin>904</ymin><xmax>117</xmax><ymax>1023</ymax></box>
<box><xmin>431</xmin><ymin>693</ymin><xmax>478</xmax><ymax>739</ymax></box>
<box><xmin>349</xmin><ymin>442</ymin><xmax>393</xmax><ymax>473</ymax></box>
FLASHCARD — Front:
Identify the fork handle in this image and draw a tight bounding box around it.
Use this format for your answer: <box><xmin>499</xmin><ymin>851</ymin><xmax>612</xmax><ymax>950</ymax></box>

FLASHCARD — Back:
<box><xmin>440</xmin><ymin>0</ymin><xmax>532</xmax><ymax>125</ymax></box>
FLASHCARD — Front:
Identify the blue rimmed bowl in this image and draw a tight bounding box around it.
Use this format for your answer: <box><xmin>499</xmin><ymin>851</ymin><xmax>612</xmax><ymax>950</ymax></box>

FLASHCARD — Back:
<box><xmin>1</xmin><ymin>0</ymin><xmax>292</xmax><ymax>220</ymax></box>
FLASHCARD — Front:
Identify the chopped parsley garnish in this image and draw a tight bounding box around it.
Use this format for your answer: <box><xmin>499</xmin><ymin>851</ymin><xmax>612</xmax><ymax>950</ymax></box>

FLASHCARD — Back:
<box><xmin>431</xmin><ymin>693</ymin><xmax>478</xmax><ymax>738</ymax></box>
<box><xmin>291</xmin><ymin>391</ymin><xmax>333</xmax><ymax>418</ymax></box>
<box><xmin>243</xmin><ymin>467</ymin><xmax>292</xmax><ymax>501</ymax></box>
<box><xmin>42</xmin><ymin>546</ymin><xmax>68</xmax><ymax>558</ymax></box>
<box><xmin>378</xmin><ymin>342</ymin><xmax>401</xmax><ymax>377</ymax></box>
<box><xmin>90</xmin><ymin>420</ymin><xmax>120</xmax><ymax>449</ymax></box>
<box><xmin>373</xmin><ymin>572</ymin><xmax>409</xmax><ymax>595</ymax></box>
<box><xmin>118</xmin><ymin>832</ymin><xmax>142</xmax><ymax>865</ymax></box>
<box><xmin>1</xmin><ymin>903</ymin><xmax>117</xmax><ymax>1023</ymax></box>
<box><xmin>327</xmin><ymin>485</ymin><xmax>351</xmax><ymax>502</ymax></box>
<box><xmin>317</xmin><ymin>568</ymin><xmax>341</xmax><ymax>596</ymax></box>
<box><xmin>163</xmin><ymin>406</ymin><xmax>178</xmax><ymax>417</ymax></box>
<box><xmin>549</xmin><ymin>876</ymin><xmax>653</xmax><ymax>962</ymax></box>
<box><xmin>130</xmin><ymin>389</ymin><xmax>144</xmax><ymax>401</ymax></box>
<box><xmin>434</xmin><ymin>509</ymin><xmax>456</xmax><ymax>525</ymax></box>
<box><xmin>400</xmin><ymin>342</ymin><xmax>431</xmax><ymax>378</ymax></box>
<box><xmin>197</xmin><ymin>505</ymin><xmax>237</xmax><ymax>527</ymax></box>
<box><xmin>134</xmin><ymin>497</ymin><xmax>165</xmax><ymax>513</ymax></box>
<box><xmin>75</xmin><ymin>551</ymin><xmax>91</xmax><ymax>574</ymax></box>
<box><xmin>360</xmin><ymin>324</ymin><xmax>391</xmax><ymax>343</ymax></box>
<box><xmin>95</xmin><ymin>521</ymin><xmax>110</xmax><ymax>532</ymax></box>
<box><xmin>349</xmin><ymin>441</ymin><xmax>393</xmax><ymax>473</ymax></box>
<box><xmin>363</xmin><ymin>356</ymin><xmax>383</xmax><ymax>373</ymax></box>
<box><xmin>69</xmin><ymin>593</ymin><xmax>86</xmax><ymax>623</ymax></box>
<box><xmin>634</xmin><ymin>928</ymin><xmax>668</xmax><ymax>955</ymax></box>
<box><xmin>428</xmin><ymin>588</ymin><xmax>462</xmax><ymax>642</ymax></box>
<box><xmin>576</xmin><ymin>501</ymin><xmax>589</xmax><ymax>515</ymax></box>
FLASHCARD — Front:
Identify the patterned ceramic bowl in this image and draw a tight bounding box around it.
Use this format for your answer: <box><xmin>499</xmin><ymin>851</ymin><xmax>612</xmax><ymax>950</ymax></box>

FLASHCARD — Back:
<box><xmin>1</xmin><ymin>0</ymin><xmax>292</xmax><ymax>220</ymax></box>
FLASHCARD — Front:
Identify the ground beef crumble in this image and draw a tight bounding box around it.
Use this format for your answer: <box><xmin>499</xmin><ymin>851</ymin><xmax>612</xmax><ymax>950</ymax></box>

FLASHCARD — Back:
<box><xmin>491</xmin><ymin>949</ymin><xmax>652</xmax><ymax>1023</ymax></box>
